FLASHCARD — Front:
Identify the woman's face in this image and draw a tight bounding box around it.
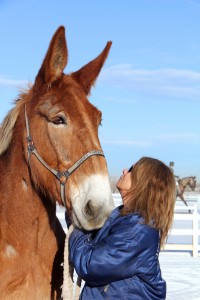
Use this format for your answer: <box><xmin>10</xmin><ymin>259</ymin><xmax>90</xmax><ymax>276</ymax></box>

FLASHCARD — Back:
<box><xmin>116</xmin><ymin>166</ymin><xmax>132</xmax><ymax>199</ymax></box>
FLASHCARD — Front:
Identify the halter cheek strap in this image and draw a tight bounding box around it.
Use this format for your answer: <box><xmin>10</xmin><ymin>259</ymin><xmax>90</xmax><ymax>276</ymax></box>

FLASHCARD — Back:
<box><xmin>24</xmin><ymin>106</ymin><xmax>105</xmax><ymax>208</ymax></box>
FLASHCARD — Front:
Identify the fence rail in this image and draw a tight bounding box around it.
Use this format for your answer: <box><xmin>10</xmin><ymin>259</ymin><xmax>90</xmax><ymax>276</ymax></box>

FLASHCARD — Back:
<box><xmin>56</xmin><ymin>193</ymin><xmax>200</xmax><ymax>257</ymax></box>
<box><xmin>164</xmin><ymin>204</ymin><xmax>200</xmax><ymax>257</ymax></box>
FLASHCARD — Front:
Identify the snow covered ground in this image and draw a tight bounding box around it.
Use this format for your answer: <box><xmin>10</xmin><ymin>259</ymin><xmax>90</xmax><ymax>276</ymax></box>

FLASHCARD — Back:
<box><xmin>159</xmin><ymin>252</ymin><xmax>200</xmax><ymax>300</ymax></box>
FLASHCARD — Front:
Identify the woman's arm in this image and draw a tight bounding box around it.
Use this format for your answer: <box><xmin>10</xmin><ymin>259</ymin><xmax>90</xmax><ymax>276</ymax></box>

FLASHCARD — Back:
<box><xmin>69</xmin><ymin>220</ymin><xmax>144</xmax><ymax>286</ymax></box>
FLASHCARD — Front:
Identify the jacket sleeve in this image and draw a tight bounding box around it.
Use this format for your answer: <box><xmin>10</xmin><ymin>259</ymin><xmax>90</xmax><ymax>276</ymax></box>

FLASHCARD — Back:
<box><xmin>69</xmin><ymin>219</ymin><xmax>151</xmax><ymax>286</ymax></box>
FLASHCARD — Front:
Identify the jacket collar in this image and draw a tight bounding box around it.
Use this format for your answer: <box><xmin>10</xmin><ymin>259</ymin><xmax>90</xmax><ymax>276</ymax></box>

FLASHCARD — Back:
<box><xmin>93</xmin><ymin>205</ymin><xmax>123</xmax><ymax>242</ymax></box>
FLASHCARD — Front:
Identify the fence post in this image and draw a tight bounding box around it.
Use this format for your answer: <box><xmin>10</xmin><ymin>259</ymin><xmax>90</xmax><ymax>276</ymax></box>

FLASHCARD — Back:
<box><xmin>192</xmin><ymin>204</ymin><xmax>198</xmax><ymax>257</ymax></box>
<box><xmin>197</xmin><ymin>195</ymin><xmax>200</xmax><ymax>212</ymax></box>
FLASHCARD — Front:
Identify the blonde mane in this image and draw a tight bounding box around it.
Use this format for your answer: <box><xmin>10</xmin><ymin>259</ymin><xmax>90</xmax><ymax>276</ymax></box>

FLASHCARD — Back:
<box><xmin>0</xmin><ymin>91</ymin><xmax>28</xmax><ymax>155</ymax></box>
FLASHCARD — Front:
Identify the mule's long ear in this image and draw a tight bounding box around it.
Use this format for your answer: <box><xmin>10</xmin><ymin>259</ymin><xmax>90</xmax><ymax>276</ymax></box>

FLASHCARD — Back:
<box><xmin>34</xmin><ymin>26</ymin><xmax>68</xmax><ymax>90</ymax></box>
<box><xmin>72</xmin><ymin>41</ymin><xmax>112</xmax><ymax>95</ymax></box>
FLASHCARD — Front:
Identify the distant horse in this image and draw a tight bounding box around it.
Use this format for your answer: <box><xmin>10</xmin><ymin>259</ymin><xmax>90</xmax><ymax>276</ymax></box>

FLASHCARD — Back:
<box><xmin>0</xmin><ymin>26</ymin><xmax>114</xmax><ymax>300</ymax></box>
<box><xmin>177</xmin><ymin>176</ymin><xmax>196</xmax><ymax>208</ymax></box>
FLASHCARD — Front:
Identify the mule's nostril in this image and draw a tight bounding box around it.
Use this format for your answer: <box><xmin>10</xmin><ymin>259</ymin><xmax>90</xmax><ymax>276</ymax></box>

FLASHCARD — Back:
<box><xmin>85</xmin><ymin>200</ymin><xmax>95</xmax><ymax>217</ymax></box>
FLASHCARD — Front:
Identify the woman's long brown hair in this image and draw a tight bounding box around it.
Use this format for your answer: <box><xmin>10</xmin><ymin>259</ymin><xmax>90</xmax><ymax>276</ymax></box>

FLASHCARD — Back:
<box><xmin>121</xmin><ymin>157</ymin><xmax>176</xmax><ymax>247</ymax></box>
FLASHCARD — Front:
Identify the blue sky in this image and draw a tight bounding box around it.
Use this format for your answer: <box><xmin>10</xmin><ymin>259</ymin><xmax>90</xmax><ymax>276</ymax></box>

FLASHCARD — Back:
<box><xmin>0</xmin><ymin>0</ymin><xmax>200</xmax><ymax>179</ymax></box>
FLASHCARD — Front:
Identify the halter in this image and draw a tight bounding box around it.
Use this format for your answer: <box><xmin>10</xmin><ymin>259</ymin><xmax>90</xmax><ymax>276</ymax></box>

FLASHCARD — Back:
<box><xmin>24</xmin><ymin>106</ymin><xmax>105</xmax><ymax>208</ymax></box>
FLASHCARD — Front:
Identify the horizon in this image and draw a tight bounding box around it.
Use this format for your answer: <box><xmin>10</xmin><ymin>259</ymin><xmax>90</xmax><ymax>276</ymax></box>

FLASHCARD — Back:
<box><xmin>0</xmin><ymin>0</ymin><xmax>200</xmax><ymax>179</ymax></box>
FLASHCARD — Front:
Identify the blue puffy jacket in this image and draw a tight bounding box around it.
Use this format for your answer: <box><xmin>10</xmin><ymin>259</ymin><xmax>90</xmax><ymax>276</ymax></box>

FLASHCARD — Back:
<box><xmin>69</xmin><ymin>206</ymin><xmax>166</xmax><ymax>300</ymax></box>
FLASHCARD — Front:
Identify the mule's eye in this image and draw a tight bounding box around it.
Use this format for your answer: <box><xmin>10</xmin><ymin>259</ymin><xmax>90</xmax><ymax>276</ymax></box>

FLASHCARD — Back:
<box><xmin>52</xmin><ymin>116</ymin><xmax>66</xmax><ymax>125</ymax></box>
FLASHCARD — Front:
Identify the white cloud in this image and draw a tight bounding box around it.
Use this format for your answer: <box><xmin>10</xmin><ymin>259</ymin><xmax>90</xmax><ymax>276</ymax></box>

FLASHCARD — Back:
<box><xmin>185</xmin><ymin>0</ymin><xmax>200</xmax><ymax>8</ymax></box>
<box><xmin>101</xmin><ymin>138</ymin><xmax>151</xmax><ymax>147</ymax></box>
<box><xmin>151</xmin><ymin>132</ymin><xmax>200</xmax><ymax>143</ymax></box>
<box><xmin>99</xmin><ymin>65</ymin><xmax>200</xmax><ymax>100</ymax></box>
<box><xmin>101</xmin><ymin>133</ymin><xmax>200</xmax><ymax>147</ymax></box>
<box><xmin>0</xmin><ymin>77</ymin><xmax>28</xmax><ymax>88</ymax></box>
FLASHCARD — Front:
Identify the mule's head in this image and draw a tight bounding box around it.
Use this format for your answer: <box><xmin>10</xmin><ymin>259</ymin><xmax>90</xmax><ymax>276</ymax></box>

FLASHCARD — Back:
<box><xmin>189</xmin><ymin>176</ymin><xmax>196</xmax><ymax>191</ymax></box>
<box><xmin>21</xmin><ymin>26</ymin><xmax>114</xmax><ymax>230</ymax></box>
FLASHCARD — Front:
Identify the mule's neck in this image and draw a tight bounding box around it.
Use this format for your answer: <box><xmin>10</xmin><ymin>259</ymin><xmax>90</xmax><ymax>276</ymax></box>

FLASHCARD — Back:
<box><xmin>0</xmin><ymin>142</ymin><xmax>57</xmax><ymax>255</ymax></box>
<box><xmin>179</xmin><ymin>177</ymin><xmax>190</xmax><ymax>188</ymax></box>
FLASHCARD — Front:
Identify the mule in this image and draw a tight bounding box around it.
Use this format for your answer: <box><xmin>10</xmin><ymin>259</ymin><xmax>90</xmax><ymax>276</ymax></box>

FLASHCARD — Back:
<box><xmin>0</xmin><ymin>26</ymin><xmax>114</xmax><ymax>300</ymax></box>
<box><xmin>177</xmin><ymin>176</ymin><xmax>196</xmax><ymax>209</ymax></box>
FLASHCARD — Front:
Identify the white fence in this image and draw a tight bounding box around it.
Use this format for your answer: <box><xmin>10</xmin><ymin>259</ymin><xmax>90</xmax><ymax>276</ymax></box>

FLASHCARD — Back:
<box><xmin>162</xmin><ymin>192</ymin><xmax>200</xmax><ymax>257</ymax></box>
<box><xmin>56</xmin><ymin>193</ymin><xmax>200</xmax><ymax>257</ymax></box>
<box><xmin>164</xmin><ymin>203</ymin><xmax>200</xmax><ymax>257</ymax></box>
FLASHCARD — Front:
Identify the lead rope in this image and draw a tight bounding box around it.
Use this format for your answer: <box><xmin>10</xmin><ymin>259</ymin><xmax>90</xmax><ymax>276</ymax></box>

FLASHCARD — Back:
<box><xmin>74</xmin><ymin>276</ymin><xmax>82</xmax><ymax>300</ymax></box>
<box><xmin>61</xmin><ymin>225</ymin><xmax>82</xmax><ymax>300</ymax></box>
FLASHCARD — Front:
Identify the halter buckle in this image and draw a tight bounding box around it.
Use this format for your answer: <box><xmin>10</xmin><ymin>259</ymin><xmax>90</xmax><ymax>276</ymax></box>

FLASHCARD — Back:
<box><xmin>26</xmin><ymin>136</ymin><xmax>32</xmax><ymax>142</ymax></box>
<box><xmin>28</xmin><ymin>143</ymin><xmax>35</xmax><ymax>153</ymax></box>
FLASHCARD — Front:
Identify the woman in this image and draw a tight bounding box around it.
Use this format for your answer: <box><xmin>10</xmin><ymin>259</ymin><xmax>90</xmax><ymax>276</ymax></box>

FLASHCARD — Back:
<box><xmin>69</xmin><ymin>157</ymin><xmax>176</xmax><ymax>299</ymax></box>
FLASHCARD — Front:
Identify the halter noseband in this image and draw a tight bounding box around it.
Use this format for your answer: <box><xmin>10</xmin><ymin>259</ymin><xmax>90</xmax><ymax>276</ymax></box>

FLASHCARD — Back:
<box><xmin>24</xmin><ymin>106</ymin><xmax>105</xmax><ymax>208</ymax></box>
